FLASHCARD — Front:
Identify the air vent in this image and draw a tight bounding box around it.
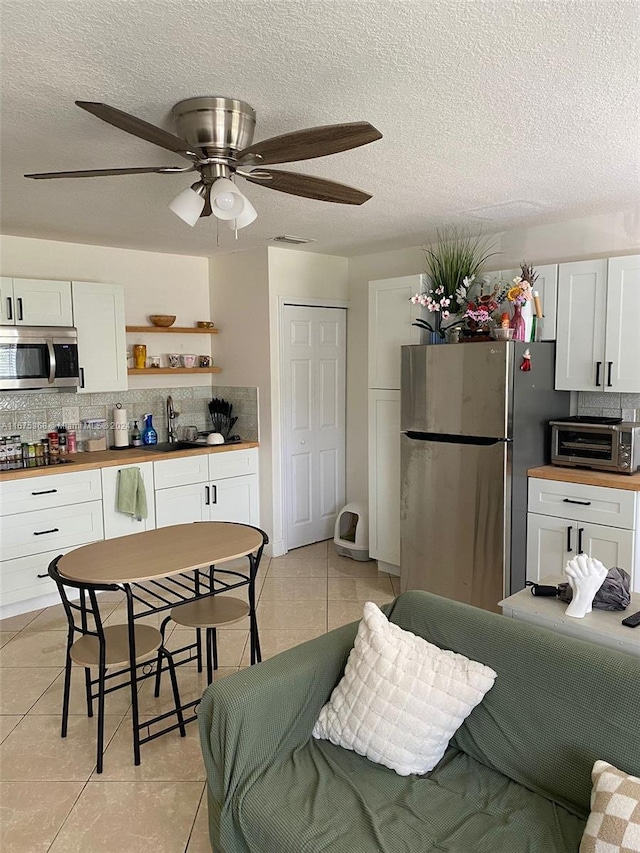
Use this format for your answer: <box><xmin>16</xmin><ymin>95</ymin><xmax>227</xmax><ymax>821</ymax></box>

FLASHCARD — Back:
<box><xmin>463</xmin><ymin>201</ymin><xmax>548</xmax><ymax>221</ymax></box>
<box><xmin>271</xmin><ymin>235</ymin><xmax>316</xmax><ymax>245</ymax></box>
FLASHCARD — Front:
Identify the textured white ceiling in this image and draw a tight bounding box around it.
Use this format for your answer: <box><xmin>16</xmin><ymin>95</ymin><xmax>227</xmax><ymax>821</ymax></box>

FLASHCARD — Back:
<box><xmin>1</xmin><ymin>0</ymin><xmax>639</xmax><ymax>258</ymax></box>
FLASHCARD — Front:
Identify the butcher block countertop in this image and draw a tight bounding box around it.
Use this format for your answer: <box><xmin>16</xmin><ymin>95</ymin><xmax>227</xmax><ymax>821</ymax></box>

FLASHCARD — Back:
<box><xmin>528</xmin><ymin>465</ymin><xmax>640</xmax><ymax>492</ymax></box>
<box><xmin>0</xmin><ymin>442</ymin><xmax>259</xmax><ymax>482</ymax></box>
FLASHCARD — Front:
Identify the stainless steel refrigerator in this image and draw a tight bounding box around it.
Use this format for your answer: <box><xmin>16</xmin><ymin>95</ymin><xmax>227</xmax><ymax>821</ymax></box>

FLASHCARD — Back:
<box><xmin>400</xmin><ymin>341</ymin><xmax>570</xmax><ymax>611</ymax></box>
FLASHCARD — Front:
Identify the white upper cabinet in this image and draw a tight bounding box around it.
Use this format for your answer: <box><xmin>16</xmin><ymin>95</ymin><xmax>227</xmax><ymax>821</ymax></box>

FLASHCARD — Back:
<box><xmin>0</xmin><ymin>278</ymin><xmax>73</xmax><ymax>326</ymax></box>
<box><xmin>604</xmin><ymin>255</ymin><xmax>640</xmax><ymax>393</ymax></box>
<box><xmin>72</xmin><ymin>281</ymin><xmax>127</xmax><ymax>393</ymax></box>
<box><xmin>368</xmin><ymin>275</ymin><xmax>422</xmax><ymax>390</ymax></box>
<box><xmin>555</xmin><ymin>255</ymin><xmax>640</xmax><ymax>392</ymax></box>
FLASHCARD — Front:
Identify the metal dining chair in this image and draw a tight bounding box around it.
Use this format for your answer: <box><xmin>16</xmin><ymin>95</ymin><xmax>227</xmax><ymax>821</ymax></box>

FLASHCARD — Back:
<box><xmin>48</xmin><ymin>555</ymin><xmax>186</xmax><ymax>774</ymax></box>
<box><xmin>154</xmin><ymin>523</ymin><xmax>268</xmax><ymax>692</ymax></box>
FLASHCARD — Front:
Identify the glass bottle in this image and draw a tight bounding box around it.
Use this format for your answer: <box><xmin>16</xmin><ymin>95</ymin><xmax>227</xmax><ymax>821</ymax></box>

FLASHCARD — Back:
<box><xmin>142</xmin><ymin>414</ymin><xmax>158</xmax><ymax>445</ymax></box>
<box><xmin>131</xmin><ymin>420</ymin><xmax>142</xmax><ymax>447</ymax></box>
<box><xmin>510</xmin><ymin>304</ymin><xmax>526</xmax><ymax>342</ymax></box>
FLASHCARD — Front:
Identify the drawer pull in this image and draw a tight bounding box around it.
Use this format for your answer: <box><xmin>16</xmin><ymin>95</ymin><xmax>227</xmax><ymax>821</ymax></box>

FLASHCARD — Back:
<box><xmin>31</xmin><ymin>488</ymin><xmax>58</xmax><ymax>496</ymax></box>
<box><xmin>562</xmin><ymin>498</ymin><xmax>591</xmax><ymax>506</ymax></box>
<box><xmin>33</xmin><ymin>528</ymin><xmax>59</xmax><ymax>536</ymax></box>
<box><xmin>37</xmin><ymin>573</ymin><xmax>49</xmax><ymax>578</ymax></box>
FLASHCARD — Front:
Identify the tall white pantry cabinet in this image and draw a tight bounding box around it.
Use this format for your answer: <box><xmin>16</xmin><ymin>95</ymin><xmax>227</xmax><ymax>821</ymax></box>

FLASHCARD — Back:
<box><xmin>368</xmin><ymin>276</ymin><xmax>422</xmax><ymax>574</ymax></box>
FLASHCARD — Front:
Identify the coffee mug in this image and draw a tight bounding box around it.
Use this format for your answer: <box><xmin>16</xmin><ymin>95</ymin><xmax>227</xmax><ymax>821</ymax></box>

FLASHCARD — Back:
<box><xmin>199</xmin><ymin>355</ymin><xmax>212</xmax><ymax>368</ymax></box>
<box><xmin>167</xmin><ymin>354</ymin><xmax>180</xmax><ymax>369</ymax></box>
<box><xmin>182</xmin><ymin>354</ymin><xmax>197</xmax><ymax>368</ymax></box>
<box><xmin>148</xmin><ymin>356</ymin><xmax>161</xmax><ymax>369</ymax></box>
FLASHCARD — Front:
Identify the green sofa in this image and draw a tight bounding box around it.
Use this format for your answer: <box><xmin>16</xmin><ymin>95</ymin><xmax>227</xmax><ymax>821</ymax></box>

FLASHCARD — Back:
<box><xmin>199</xmin><ymin>590</ymin><xmax>640</xmax><ymax>853</ymax></box>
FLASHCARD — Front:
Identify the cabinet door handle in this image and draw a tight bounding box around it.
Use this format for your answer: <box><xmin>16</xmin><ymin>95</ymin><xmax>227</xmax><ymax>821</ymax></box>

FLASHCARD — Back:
<box><xmin>79</xmin><ymin>367</ymin><xmax>85</xmax><ymax>388</ymax></box>
<box><xmin>37</xmin><ymin>573</ymin><xmax>49</xmax><ymax>578</ymax></box>
<box><xmin>17</xmin><ymin>297</ymin><xmax>23</xmax><ymax>321</ymax></box>
<box><xmin>607</xmin><ymin>361</ymin><xmax>613</xmax><ymax>387</ymax></box>
<box><xmin>33</xmin><ymin>528</ymin><xmax>59</xmax><ymax>536</ymax></box>
<box><xmin>578</xmin><ymin>527</ymin><xmax>584</xmax><ymax>553</ymax></box>
<box><xmin>562</xmin><ymin>498</ymin><xmax>591</xmax><ymax>506</ymax></box>
<box><xmin>6</xmin><ymin>297</ymin><xmax>12</xmax><ymax>321</ymax></box>
<box><xmin>595</xmin><ymin>361</ymin><xmax>602</xmax><ymax>387</ymax></box>
<box><xmin>567</xmin><ymin>525</ymin><xmax>573</xmax><ymax>552</ymax></box>
<box><xmin>31</xmin><ymin>488</ymin><xmax>58</xmax><ymax>495</ymax></box>
<box><xmin>211</xmin><ymin>484</ymin><xmax>217</xmax><ymax>504</ymax></box>
<box><xmin>205</xmin><ymin>486</ymin><xmax>210</xmax><ymax>505</ymax></box>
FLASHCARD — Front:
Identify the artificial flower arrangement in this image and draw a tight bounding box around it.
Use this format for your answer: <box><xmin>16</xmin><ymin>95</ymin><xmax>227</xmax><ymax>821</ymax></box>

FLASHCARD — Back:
<box><xmin>410</xmin><ymin>228</ymin><xmax>498</xmax><ymax>340</ymax></box>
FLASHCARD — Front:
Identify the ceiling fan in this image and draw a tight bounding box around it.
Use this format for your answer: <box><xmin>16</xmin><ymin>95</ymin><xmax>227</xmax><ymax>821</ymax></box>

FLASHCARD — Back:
<box><xmin>25</xmin><ymin>97</ymin><xmax>383</xmax><ymax>230</ymax></box>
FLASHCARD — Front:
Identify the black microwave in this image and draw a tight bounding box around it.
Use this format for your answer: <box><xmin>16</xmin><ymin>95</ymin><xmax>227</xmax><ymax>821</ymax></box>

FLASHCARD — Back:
<box><xmin>0</xmin><ymin>326</ymin><xmax>80</xmax><ymax>390</ymax></box>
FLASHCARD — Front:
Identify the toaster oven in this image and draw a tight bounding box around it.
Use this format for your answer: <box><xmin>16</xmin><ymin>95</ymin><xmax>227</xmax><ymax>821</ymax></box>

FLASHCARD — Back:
<box><xmin>550</xmin><ymin>416</ymin><xmax>640</xmax><ymax>474</ymax></box>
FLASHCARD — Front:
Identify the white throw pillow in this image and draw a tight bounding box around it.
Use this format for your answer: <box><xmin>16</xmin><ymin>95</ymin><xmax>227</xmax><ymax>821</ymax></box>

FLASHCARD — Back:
<box><xmin>580</xmin><ymin>760</ymin><xmax>640</xmax><ymax>853</ymax></box>
<box><xmin>312</xmin><ymin>601</ymin><xmax>497</xmax><ymax>776</ymax></box>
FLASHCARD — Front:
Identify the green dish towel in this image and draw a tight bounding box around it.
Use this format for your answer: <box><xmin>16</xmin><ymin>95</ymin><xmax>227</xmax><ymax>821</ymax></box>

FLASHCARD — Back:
<box><xmin>117</xmin><ymin>467</ymin><xmax>148</xmax><ymax>520</ymax></box>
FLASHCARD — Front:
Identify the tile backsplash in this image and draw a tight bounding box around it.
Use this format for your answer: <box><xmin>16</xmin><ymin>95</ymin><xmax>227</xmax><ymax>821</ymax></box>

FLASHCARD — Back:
<box><xmin>0</xmin><ymin>384</ymin><xmax>258</xmax><ymax>446</ymax></box>
<box><xmin>577</xmin><ymin>392</ymin><xmax>640</xmax><ymax>421</ymax></box>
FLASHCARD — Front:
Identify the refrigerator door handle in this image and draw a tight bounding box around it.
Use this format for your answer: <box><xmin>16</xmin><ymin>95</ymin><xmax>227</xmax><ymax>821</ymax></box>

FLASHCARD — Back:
<box><xmin>404</xmin><ymin>431</ymin><xmax>510</xmax><ymax>446</ymax></box>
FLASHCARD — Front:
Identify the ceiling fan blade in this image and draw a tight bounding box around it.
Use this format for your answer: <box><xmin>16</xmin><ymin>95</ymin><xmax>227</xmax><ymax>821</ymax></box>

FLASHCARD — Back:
<box><xmin>236</xmin><ymin>122</ymin><xmax>382</xmax><ymax>165</ymax></box>
<box><xmin>24</xmin><ymin>166</ymin><xmax>186</xmax><ymax>180</ymax></box>
<box><xmin>243</xmin><ymin>168</ymin><xmax>372</xmax><ymax>204</ymax></box>
<box><xmin>76</xmin><ymin>101</ymin><xmax>197</xmax><ymax>159</ymax></box>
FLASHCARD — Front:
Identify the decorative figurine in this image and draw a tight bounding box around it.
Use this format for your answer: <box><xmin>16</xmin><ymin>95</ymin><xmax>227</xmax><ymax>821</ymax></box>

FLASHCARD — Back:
<box><xmin>519</xmin><ymin>348</ymin><xmax>532</xmax><ymax>371</ymax></box>
<box><xmin>564</xmin><ymin>555</ymin><xmax>608</xmax><ymax>619</ymax></box>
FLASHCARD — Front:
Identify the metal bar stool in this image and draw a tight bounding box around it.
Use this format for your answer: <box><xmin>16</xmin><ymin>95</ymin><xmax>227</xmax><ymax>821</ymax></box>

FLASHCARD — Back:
<box><xmin>48</xmin><ymin>556</ymin><xmax>186</xmax><ymax>774</ymax></box>
<box><xmin>155</xmin><ymin>523</ymin><xmax>269</xmax><ymax>690</ymax></box>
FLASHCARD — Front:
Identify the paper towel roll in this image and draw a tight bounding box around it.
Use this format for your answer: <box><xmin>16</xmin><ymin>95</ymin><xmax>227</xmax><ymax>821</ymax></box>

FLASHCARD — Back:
<box><xmin>113</xmin><ymin>404</ymin><xmax>129</xmax><ymax>448</ymax></box>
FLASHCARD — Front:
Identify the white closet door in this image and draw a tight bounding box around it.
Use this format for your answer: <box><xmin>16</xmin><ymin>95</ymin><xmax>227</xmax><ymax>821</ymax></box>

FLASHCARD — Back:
<box><xmin>283</xmin><ymin>305</ymin><xmax>346</xmax><ymax>550</ymax></box>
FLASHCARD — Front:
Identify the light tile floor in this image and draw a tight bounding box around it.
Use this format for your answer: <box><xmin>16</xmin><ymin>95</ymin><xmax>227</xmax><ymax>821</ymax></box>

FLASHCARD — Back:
<box><xmin>0</xmin><ymin>541</ymin><xmax>399</xmax><ymax>852</ymax></box>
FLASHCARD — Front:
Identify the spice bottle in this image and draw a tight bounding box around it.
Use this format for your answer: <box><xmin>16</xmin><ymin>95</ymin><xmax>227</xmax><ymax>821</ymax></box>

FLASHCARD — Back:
<box><xmin>57</xmin><ymin>426</ymin><xmax>67</xmax><ymax>455</ymax></box>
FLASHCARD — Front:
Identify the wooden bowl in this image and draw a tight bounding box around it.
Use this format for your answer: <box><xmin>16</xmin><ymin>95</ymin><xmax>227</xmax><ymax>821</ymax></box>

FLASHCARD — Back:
<box><xmin>149</xmin><ymin>315</ymin><xmax>176</xmax><ymax>328</ymax></box>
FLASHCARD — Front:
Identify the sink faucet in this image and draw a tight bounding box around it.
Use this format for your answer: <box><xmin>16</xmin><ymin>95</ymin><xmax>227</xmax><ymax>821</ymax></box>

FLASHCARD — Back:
<box><xmin>166</xmin><ymin>395</ymin><xmax>180</xmax><ymax>443</ymax></box>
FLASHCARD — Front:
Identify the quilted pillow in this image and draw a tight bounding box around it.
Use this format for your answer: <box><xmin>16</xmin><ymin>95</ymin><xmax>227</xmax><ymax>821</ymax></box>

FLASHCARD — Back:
<box><xmin>312</xmin><ymin>601</ymin><xmax>496</xmax><ymax>776</ymax></box>
<box><xmin>580</xmin><ymin>760</ymin><xmax>640</xmax><ymax>852</ymax></box>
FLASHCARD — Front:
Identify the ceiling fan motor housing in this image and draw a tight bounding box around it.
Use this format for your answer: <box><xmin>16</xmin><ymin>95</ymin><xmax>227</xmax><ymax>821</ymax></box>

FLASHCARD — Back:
<box><xmin>172</xmin><ymin>97</ymin><xmax>256</xmax><ymax>155</ymax></box>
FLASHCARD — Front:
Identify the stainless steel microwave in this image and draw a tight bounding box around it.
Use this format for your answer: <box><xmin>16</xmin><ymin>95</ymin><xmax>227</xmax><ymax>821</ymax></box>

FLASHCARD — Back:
<box><xmin>550</xmin><ymin>417</ymin><xmax>640</xmax><ymax>474</ymax></box>
<box><xmin>0</xmin><ymin>326</ymin><xmax>80</xmax><ymax>390</ymax></box>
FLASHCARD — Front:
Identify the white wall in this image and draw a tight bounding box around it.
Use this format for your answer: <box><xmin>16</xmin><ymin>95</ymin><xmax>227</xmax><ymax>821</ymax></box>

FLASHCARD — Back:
<box><xmin>0</xmin><ymin>234</ymin><xmax>212</xmax><ymax>388</ymax></box>
<box><xmin>208</xmin><ymin>246</ymin><xmax>348</xmax><ymax>554</ymax></box>
<box><xmin>346</xmin><ymin>209</ymin><xmax>640</xmax><ymax>504</ymax></box>
<box><xmin>267</xmin><ymin>247</ymin><xmax>349</xmax><ymax>553</ymax></box>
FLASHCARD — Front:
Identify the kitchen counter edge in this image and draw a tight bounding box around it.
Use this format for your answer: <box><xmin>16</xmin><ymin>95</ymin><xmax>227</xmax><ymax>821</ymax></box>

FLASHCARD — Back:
<box><xmin>0</xmin><ymin>442</ymin><xmax>260</xmax><ymax>482</ymax></box>
<box><xmin>528</xmin><ymin>465</ymin><xmax>640</xmax><ymax>492</ymax></box>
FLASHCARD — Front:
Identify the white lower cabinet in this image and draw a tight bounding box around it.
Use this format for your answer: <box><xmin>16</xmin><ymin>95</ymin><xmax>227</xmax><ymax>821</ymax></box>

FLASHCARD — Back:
<box><xmin>0</xmin><ymin>480</ymin><xmax>104</xmax><ymax>611</ymax></box>
<box><xmin>526</xmin><ymin>478</ymin><xmax>639</xmax><ymax>592</ymax></box>
<box><xmin>154</xmin><ymin>449</ymin><xmax>259</xmax><ymax>529</ymax></box>
<box><xmin>101</xmin><ymin>462</ymin><xmax>156</xmax><ymax>538</ymax></box>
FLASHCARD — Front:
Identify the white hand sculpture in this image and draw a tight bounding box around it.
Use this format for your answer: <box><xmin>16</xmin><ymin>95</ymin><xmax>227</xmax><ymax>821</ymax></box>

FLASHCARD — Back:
<box><xmin>564</xmin><ymin>555</ymin><xmax>608</xmax><ymax>619</ymax></box>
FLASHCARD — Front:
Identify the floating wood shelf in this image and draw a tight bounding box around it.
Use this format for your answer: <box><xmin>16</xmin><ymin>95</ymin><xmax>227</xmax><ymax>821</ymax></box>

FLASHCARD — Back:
<box><xmin>126</xmin><ymin>326</ymin><xmax>218</xmax><ymax>334</ymax></box>
<box><xmin>128</xmin><ymin>367</ymin><xmax>221</xmax><ymax>375</ymax></box>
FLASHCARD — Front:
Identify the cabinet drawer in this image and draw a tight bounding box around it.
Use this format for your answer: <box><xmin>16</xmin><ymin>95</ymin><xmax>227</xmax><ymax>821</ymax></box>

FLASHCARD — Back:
<box><xmin>153</xmin><ymin>454</ymin><xmax>209</xmax><ymax>489</ymax></box>
<box><xmin>528</xmin><ymin>478</ymin><xmax>637</xmax><ymax>529</ymax></box>
<box><xmin>0</xmin><ymin>469</ymin><xmax>102</xmax><ymax>517</ymax></box>
<box><xmin>0</xmin><ymin>547</ymin><xmax>75</xmax><ymax>605</ymax></box>
<box><xmin>0</xmin><ymin>501</ymin><xmax>104</xmax><ymax>561</ymax></box>
<box><xmin>209</xmin><ymin>448</ymin><xmax>258</xmax><ymax>480</ymax></box>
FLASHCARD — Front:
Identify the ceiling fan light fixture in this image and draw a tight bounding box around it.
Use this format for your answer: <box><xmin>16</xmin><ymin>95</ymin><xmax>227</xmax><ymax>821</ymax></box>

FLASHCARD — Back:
<box><xmin>228</xmin><ymin>197</ymin><xmax>257</xmax><ymax>230</ymax></box>
<box><xmin>169</xmin><ymin>182</ymin><xmax>206</xmax><ymax>226</ymax></box>
<box><xmin>210</xmin><ymin>178</ymin><xmax>246</xmax><ymax>220</ymax></box>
